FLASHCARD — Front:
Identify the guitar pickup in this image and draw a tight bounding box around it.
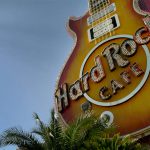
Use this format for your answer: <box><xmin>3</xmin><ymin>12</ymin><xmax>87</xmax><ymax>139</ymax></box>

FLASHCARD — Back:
<box><xmin>88</xmin><ymin>14</ymin><xmax>120</xmax><ymax>42</ymax></box>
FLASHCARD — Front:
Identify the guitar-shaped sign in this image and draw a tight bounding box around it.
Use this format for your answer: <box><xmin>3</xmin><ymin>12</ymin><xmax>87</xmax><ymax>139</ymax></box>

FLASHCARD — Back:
<box><xmin>55</xmin><ymin>0</ymin><xmax>150</xmax><ymax>137</ymax></box>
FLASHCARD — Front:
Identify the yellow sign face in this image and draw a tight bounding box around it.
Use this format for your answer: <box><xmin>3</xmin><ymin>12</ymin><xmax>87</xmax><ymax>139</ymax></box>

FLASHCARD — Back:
<box><xmin>80</xmin><ymin>35</ymin><xmax>149</xmax><ymax>106</ymax></box>
<box><xmin>55</xmin><ymin>0</ymin><xmax>150</xmax><ymax>136</ymax></box>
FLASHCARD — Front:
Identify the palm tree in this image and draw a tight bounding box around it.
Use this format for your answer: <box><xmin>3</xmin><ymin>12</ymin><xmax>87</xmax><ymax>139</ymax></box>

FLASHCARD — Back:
<box><xmin>61</xmin><ymin>113</ymin><xmax>113</xmax><ymax>150</ymax></box>
<box><xmin>32</xmin><ymin>111</ymin><xmax>113</xmax><ymax>150</ymax></box>
<box><xmin>82</xmin><ymin>134</ymin><xmax>142</xmax><ymax>150</ymax></box>
<box><xmin>32</xmin><ymin>109</ymin><xmax>63</xmax><ymax>150</ymax></box>
<box><xmin>0</xmin><ymin>109</ymin><xmax>62</xmax><ymax>150</ymax></box>
<box><xmin>61</xmin><ymin>114</ymin><xmax>143</xmax><ymax>150</ymax></box>
<box><xmin>0</xmin><ymin>109</ymin><xmax>146</xmax><ymax>150</ymax></box>
<box><xmin>0</xmin><ymin>127</ymin><xmax>43</xmax><ymax>150</ymax></box>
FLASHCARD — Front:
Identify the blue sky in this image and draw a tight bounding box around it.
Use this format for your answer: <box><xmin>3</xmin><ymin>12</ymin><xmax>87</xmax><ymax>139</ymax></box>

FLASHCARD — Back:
<box><xmin>0</xmin><ymin>0</ymin><xmax>87</xmax><ymax>149</ymax></box>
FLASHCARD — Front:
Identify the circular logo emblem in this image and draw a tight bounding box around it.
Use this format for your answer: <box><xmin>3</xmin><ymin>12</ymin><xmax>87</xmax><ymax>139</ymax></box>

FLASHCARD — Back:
<box><xmin>80</xmin><ymin>35</ymin><xmax>150</xmax><ymax>106</ymax></box>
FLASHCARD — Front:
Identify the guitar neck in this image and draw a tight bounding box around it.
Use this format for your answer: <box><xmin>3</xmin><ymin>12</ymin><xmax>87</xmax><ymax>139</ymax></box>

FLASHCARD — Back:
<box><xmin>88</xmin><ymin>0</ymin><xmax>110</xmax><ymax>15</ymax></box>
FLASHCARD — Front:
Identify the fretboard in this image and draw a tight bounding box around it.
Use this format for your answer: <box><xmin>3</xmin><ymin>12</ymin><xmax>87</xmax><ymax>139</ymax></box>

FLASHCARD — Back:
<box><xmin>88</xmin><ymin>0</ymin><xmax>110</xmax><ymax>15</ymax></box>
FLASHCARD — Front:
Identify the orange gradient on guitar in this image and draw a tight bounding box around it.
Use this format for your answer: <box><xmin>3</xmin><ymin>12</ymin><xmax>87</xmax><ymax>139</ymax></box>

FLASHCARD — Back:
<box><xmin>55</xmin><ymin>0</ymin><xmax>150</xmax><ymax>136</ymax></box>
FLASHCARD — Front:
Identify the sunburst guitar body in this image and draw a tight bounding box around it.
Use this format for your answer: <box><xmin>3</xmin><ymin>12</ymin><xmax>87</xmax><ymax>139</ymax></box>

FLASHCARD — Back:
<box><xmin>55</xmin><ymin>0</ymin><xmax>150</xmax><ymax>137</ymax></box>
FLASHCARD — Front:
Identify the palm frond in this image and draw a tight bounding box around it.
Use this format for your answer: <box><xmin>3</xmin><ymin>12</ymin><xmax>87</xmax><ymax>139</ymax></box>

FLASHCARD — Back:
<box><xmin>33</xmin><ymin>113</ymin><xmax>53</xmax><ymax>150</ymax></box>
<box><xmin>32</xmin><ymin>110</ymin><xmax>64</xmax><ymax>150</ymax></box>
<box><xmin>49</xmin><ymin>109</ymin><xmax>64</xmax><ymax>150</ymax></box>
<box><xmin>0</xmin><ymin>127</ymin><xmax>42</xmax><ymax>150</ymax></box>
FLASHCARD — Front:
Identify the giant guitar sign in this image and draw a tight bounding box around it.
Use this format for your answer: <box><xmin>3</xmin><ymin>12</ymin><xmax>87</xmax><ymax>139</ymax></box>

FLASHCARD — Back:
<box><xmin>55</xmin><ymin>0</ymin><xmax>150</xmax><ymax>137</ymax></box>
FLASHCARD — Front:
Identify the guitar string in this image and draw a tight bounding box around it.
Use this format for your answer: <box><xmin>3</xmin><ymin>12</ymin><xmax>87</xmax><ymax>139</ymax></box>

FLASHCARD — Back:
<box><xmin>102</xmin><ymin>0</ymin><xmax>109</xmax><ymax>41</ymax></box>
<box><xmin>111</xmin><ymin>0</ymin><xmax>116</xmax><ymax>37</ymax></box>
<box><xmin>91</xmin><ymin>0</ymin><xmax>109</xmax><ymax>44</ymax></box>
<box><xmin>94</xmin><ymin>0</ymin><xmax>103</xmax><ymax>43</ymax></box>
<box><xmin>105</xmin><ymin>0</ymin><xmax>116</xmax><ymax>39</ymax></box>
<box><xmin>98</xmin><ymin>0</ymin><xmax>105</xmax><ymax>41</ymax></box>
<box><xmin>94</xmin><ymin>0</ymin><xmax>99</xmax><ymax>43</ymax></box>
<box><xmin>91</xmin><ymin>0</ymin><xmax>106</xmax><ymax>44</ymax></box>
<box><xmin>89</xmin><ymin>0</ymin><xmax>115</xmax><ymax>45</ymax></box>
<box><xmin>94</xmin><ymin>0</ymin><xmax>104</xmax><ymax>44</ymax></box>
<box><xmin>94</xmin><ymin>0</ymin><xmax>103</xmax><ymax>44</ymax></box>
<box><xmin>95</xmin><ymin>0</ymin><xmax>111</xmax><ymax>43</ymax></box>
<box><xmin>88</xmin><ymin>0</ymin><xmax>97</xmax><ymax>44</ymax></box>
<box><xmin>89</xmin><ymin>0</ymin><xmax>135</xmax><ymax>46</ymax></box>
<box><xmin>93</xmin><ymin>0</ymin><xmax>100</xmax><ymax>44</ymax></box>
<box><xmin>94</xmin><ymin>0</ymin><xmax>107</xmax><ymax>44</ymax></box>
<box><xmin>106</xmin><ymin>0</ymin><xmax>114</xmax><ymax>37</ymax></box>
<box><xmin>107</xmin><ymin>0</ymin><xmax>114</xmax><ymax>38</ymax></box>
<box><xmin>92</xmin><ymin>0</ymin><xmax>98</xmax><ymax>44</ymax></box>
<box><xmin>106</xmin><ymin>0</ymin><xmax>113</xmax><ymax>37</ymax></box>
<box><xmin>102</xmin><ymin>0</ymin><xmax>110</xmax><ymax>41</ymax></box>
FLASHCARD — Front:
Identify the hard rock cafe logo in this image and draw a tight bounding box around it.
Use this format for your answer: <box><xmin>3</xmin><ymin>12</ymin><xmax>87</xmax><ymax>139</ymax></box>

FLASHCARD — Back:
<box><xmin>55</xmin><ymin>16</ymin><xmax>150</xmax><ymax>112</ymax></box>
